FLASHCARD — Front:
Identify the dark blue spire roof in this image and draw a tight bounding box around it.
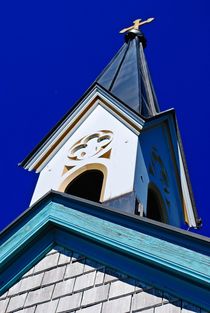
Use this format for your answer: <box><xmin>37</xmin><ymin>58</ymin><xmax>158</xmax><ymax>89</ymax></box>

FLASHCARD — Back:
<box><xmin>96</xmin><ymin>31</ymin><xmax>160</xmax><ymax>117</ymax></box>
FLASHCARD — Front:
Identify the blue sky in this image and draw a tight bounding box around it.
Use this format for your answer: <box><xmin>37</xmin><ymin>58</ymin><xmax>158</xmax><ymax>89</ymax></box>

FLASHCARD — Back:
<box><xmin>0</xmin><ymin>0</ymin><xmax>210</xmax><ymax>236</ymax></box>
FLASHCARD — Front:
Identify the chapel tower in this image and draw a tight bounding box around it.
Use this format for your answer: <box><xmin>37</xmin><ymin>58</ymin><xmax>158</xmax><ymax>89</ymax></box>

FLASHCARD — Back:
<box><xmin>20</xmin><ymin>19</ymin><xmax>201</xmax><ymax>229</ymax></box>
<box><xmin>1</xmin><ymin>19</ymin><xmax>209</xmax><ymax>313</ymax></box>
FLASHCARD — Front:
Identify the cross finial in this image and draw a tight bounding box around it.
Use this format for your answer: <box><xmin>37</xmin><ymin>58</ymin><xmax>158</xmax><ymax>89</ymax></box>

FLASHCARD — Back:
<box><xmin>119</xmin><ymin>17</ymin><xmax>155</xmax><ymax>34</ymax></box>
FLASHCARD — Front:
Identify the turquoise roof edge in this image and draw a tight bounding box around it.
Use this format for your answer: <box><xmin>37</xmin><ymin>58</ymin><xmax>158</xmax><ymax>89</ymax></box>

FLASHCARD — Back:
<box><xmin>0</xmin><ymin>191</ymin><xmax>210</xmax><ymax>309</ymax></box>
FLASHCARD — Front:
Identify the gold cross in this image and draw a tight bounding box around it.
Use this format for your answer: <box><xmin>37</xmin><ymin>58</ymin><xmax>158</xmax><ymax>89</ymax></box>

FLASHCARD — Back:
<box><xmin>119</xmin><ymin>18</ymin><xmax>155</xmax><ymax>34</ymax></box>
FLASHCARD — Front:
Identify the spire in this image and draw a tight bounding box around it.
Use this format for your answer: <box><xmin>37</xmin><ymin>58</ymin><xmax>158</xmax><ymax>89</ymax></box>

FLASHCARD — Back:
<box><xmin>96</xmin><ymin>20</ymin><xmax>160</xmax><ymax>117</ymax></box>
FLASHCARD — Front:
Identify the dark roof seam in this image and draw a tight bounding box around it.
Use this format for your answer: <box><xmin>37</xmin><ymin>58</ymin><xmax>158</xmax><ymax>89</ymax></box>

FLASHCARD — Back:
<box><xmin>139</xmin><ymin>44</ymin><xmax>157</xmax><ymax>116</ymax></box>
<box><xmin>135</xmin><ymin>37</ymin><xmax>142</xmax><ymax>114</ymax></box>
<box><xmin>95</xmin><ymin>43</ymin><xmax>127</xmax><ymax>85</ymax></box>
<box><xmin>109</xmin><ymin>41</ymin><xmax>130</xmax><ymax>92</ymax></box>
<box><xmin>147</xmin><ymin>67</ymin><xmax>160</xmax><ymax>113</ymax></box>
<box><xmin>142</xmin><ymin>96</ymin><xmax>152</xmax><ymax>114</ymax></box>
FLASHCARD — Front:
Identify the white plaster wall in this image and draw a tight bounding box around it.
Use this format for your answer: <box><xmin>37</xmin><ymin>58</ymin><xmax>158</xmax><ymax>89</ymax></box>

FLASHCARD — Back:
<box><xmin>30</xmin><ymin>104</ymin><xmax>138</xmax><ymax>205</ymax></box>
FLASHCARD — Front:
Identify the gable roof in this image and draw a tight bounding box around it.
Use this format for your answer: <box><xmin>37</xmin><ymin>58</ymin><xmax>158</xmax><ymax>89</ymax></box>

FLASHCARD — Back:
<box><xmin>19</xmin><ymin>83</ymin><xmax>145</xmax><ymax>171</ymax></box>
<box><xmin>0</xmin><ymin>191</ymin><xmax>210</xmax><ymax>310</ymax></box>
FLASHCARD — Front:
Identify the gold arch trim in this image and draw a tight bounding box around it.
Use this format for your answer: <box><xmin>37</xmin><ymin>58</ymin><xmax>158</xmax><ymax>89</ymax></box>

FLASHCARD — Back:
<box><xmin>58</xmin><ymin>163</ymin><xmax>108</xmax><ymax>202</ymax></box>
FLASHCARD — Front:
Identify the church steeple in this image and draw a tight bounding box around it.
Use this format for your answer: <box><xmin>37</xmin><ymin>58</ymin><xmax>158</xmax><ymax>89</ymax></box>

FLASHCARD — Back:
<box><xmin>20</xmin><ymin>20</ymin><xmax>201</xmax><ymax>230</ymax></box>
<box><xmin>2</xmin><ymin>18</ymin><xmax>208</xmax><ymax>313</ymax></box>
<box><xmin>96</xmin><ymin>19</ymin><xmax>159</xmax><ymax>117</ymax></box>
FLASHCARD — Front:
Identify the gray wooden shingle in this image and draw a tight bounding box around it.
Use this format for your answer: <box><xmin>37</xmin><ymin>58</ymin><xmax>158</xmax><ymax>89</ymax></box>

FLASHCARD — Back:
<box><xmin>132</xmin><ymin>290</ymin><xmax>162</xmax><ymax>311</ymax></box>
<box><xmin>95</xmin><ymin>270</ymin><xmax>105</xmax><ymax>286</ymax></box>
<box><xmin>78</xmin><ymin>303</ymin><xmax>102</xmax><ymax>313</ymax></box>
<box><xmin>74</xmin><ymin>271</ymin><xmax>95</xmax><ymax>292</ymax></box>
<box><xmin>82</xmin><ymin>284</ymin><xmax>109</xmax><ymax>306</ymax></box>
<box><xmin>35</xmin><ymin>299</ymin><xmax>59</xmax><ymax>313</ymax></box>
<box><xmin>56</xmin><ymin>292</ymin><xmax>82</xmax><ymax>312</ymax></box>
<box><xmin>53</xmin><ymin>278</ymin><xmax>75</xmax><ymax>299</ymax></box>
<box><xmin>34</xmin><ymin>253</ymin><xmax>59</xmax><ymax>273</ymax></box>
<box><xmin>102</xmin><ymin>295</ymin><xmax>132</xmax><ymax>313</ymax></box>
<box><xmin>0</xmin><ymin>298</ymin><xmax>9</xmax><ymax>313</ymax></box>
<box><xmin>109</xmin><ymin>280</ymin><xmax>135</xmax><ymax>299</ymax></box>
<box><xmin>25</xmin><ymin>285</ymin><xmax>54</xmax><ymax>307</ymax></box>
<box><xmin>155</xmin><ymin>302</ymin><xmax>181</xmax><ymax>312</ymax></box>
<box><xmin>7</xmin><ymin>293</ymin><xmax>27</xmax><ymax>312</ymax></box>
<box><xmin>19</xmin><ymin>273</ymin><xmax>44</xmax><ymax>293</ymax></box>
<box><xmin>2</xmin><ymin>246</ymin><xmax>205</xmax><ymax>313</ymax></box>
<box><xmin>104</xmin><ymin>273</ymin><xmax>118</xmax><ymax>284</ymax></box>
<box><xmin>65</xmin><ymin>260</ymin><xmax>84</xmax><ymax>279</ymax></box>
<box><xmin>7</xmin><ymin>279</ymin><xmax>22</xmax><ymax>296</ymax></box>
<box><xmin>42</xmin><ymin>266</ymin><xmax>66</xmax><ymax>286</ymax></box>
<box><xmin>22</xmin><ymin>268</ymin><xmax>34</xmax><ymax>278</ymax></box>
<box><xmin>58</xmin><ymin>253</ymin><xmax>71</xmax><ymax>266</ymax></box>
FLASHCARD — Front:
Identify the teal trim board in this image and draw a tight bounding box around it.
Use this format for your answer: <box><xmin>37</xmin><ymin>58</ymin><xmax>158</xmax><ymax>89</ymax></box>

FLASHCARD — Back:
<box><xmin>0</xmin><ymin>191</ymin><xmax>210</xmax><ymax>310</ymax></box>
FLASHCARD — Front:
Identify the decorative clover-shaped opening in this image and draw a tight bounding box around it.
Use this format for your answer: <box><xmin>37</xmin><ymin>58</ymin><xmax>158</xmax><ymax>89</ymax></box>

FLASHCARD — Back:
<box><xmin>68</xmin><ymin>130</ymin><xmax>113</xmax><ymax>161</ymax></box>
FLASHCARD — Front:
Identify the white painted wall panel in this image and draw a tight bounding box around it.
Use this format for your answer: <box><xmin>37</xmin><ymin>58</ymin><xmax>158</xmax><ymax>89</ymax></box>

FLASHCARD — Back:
<box><xmin>31</xmin><ymin>104</ymin><xmax>138</xmax><ymax>205</ymax></box>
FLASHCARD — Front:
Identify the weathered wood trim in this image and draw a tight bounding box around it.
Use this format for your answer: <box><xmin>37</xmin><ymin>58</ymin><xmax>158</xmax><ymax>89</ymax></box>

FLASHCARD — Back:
<box><xmin>0</xmin><ymin>193</ymin><xmax>210</xmax><ymax>309</ymax></box>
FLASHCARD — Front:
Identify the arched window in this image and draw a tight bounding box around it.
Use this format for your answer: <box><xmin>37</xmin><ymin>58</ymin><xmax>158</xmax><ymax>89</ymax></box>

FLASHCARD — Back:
<box><xmin>65</xmin><ymin>170</ymin><xmax>104</xmax><ymax>202</ymax></box>
<box><xmin>146</xmin><ymin>184</ymin><xmax>167</xmax><ymax>223</ymax></box>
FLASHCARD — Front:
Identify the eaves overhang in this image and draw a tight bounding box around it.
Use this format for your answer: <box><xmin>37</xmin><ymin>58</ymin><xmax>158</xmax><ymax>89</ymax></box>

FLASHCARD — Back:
<box><xmin>0</xmin><ymin>191</ymin><xmax>210</xmax><ymax>310</ymax></box>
